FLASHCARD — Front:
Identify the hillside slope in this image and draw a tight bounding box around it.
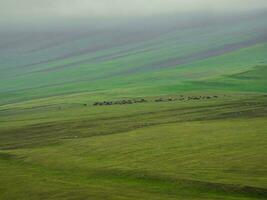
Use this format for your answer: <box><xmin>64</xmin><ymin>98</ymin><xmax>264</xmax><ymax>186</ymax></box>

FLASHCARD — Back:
<box><xmin>0</xmin><ymin>12</ymin><xmax>267</xmax><ymax>104</ymax></box>
<box><xmin>1</xmin><ymin>11</ymin><xmax>267</xmax><ymax>200</ymax></box>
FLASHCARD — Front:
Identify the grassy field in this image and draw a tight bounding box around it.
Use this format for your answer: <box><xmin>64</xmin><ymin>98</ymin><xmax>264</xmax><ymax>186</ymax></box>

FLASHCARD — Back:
<box><xmin>0</xmin><ymin>93</ymin><xmax>267</xmax><ymax>200</ymax></box>
<box><xmin>0</xmin><ymin>12</ymin><xmax>267</xmax><ymax>200</ymax></box>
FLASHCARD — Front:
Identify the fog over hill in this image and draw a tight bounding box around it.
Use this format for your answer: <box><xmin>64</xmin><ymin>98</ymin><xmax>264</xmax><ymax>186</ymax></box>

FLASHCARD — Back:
<box><xmin>0</xmin><ymin>1</ymin><xmax>266</xmax><ymax>104</ymax></box>
<box><xmin>1</xmin><ymin>0</ymin><xmax>267</xmax><ymax>27</ymax></box>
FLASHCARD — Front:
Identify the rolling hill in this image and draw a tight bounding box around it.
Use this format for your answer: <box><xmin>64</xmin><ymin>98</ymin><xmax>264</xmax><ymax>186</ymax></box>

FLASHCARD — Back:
<box><xmin>0</xmin><ymin>12</ymin><xmax>266</xmax><ymax>105</ymax></box>
<box><xmin>0</xmin><ymin>11</ymin><xmax>267</xmax><ymax>200</ymax></box>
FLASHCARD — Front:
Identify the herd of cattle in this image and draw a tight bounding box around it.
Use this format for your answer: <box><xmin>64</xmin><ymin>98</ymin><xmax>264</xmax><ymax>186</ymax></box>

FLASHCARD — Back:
<box><xmin>92</xmin><ymin>95</ymin><xmax>219</xmax><ymax>106</ymax></box>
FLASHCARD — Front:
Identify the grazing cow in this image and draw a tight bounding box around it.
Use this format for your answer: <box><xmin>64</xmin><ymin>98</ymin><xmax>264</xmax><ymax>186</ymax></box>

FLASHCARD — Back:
<box><xmin>140</xmin><ymin>99</ymin><xmax>147</xmax><ymax>102</ymax></box>
<box><xmin>155</xmin><ymin>98</ymin><xmax>163</xmax><ymax>102</ymax></box>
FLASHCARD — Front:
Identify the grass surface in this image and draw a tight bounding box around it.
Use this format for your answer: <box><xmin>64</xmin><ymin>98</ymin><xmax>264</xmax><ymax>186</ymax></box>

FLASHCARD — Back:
<box><xmin>0</xmin><ymin>93</ymin><xmax>267</xmax><ymax>199</ymax></box>
<box><xmin>0</xmin><ymin>12</ymin><xmax>267</xmax><ymax>200</ymax></box>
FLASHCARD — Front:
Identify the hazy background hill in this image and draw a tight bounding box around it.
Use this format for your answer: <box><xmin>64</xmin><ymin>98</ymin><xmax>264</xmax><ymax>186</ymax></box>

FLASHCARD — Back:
<box><xmin>0</xmin><ymin>11</ymin><xmax>266</xmax><ymax>105</ymax></box>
